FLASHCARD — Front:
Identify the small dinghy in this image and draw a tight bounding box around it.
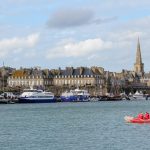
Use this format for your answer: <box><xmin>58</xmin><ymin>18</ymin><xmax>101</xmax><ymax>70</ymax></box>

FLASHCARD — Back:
<box><xmin>124</xmin><ymin>116</ymin><xmax>150</xmax><ymax>123</ymax></box>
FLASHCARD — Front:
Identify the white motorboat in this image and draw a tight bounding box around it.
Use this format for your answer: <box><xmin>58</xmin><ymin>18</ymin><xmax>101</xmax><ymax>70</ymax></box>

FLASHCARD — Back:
<box><xmin>129</xmin><ymin>91</ymin><xmax>147</xmax><ymax>100</ymax></box>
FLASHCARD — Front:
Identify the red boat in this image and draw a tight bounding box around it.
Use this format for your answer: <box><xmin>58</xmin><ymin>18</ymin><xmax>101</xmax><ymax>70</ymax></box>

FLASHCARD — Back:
<box><xmin>124</xmin><ymin>116</ymin><xmax>150</xmax><ymax>123</ymax></box>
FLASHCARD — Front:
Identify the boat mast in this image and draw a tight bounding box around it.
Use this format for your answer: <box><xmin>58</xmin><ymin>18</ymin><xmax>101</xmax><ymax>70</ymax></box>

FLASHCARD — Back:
<box><xmin>2</xmin><ymin>62</ymin><xmax>4</xmax><ymax>93</ymax></box>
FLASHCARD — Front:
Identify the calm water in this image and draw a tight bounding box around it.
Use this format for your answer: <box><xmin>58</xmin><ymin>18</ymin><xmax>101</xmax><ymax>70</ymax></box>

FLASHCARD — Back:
<box><xmin>0</xmin><ymin>101</ymin><xmax>150</xmax><ymax>150</ymax></box>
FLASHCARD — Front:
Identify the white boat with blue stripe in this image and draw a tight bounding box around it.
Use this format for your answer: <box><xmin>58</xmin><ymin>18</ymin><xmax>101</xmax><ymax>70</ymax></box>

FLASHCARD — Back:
<box><xmin>18</xmin><ymin>88</ymin><xmax>56</xmax><ymax>103</ymax></box>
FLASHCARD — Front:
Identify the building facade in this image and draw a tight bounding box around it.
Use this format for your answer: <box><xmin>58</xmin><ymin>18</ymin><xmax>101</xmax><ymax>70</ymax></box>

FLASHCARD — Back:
<box><xmin>140</xmin><ymin>73</ymin><xmax>150</xmax><ymax>87</ymax></box>
<box><xmin>7</xmin><ymin>68</ymin><xmax>53</xmax><ymax>89</ymax></box>
<box><xmin>53</xmin><ymin>67</ymin><xmax>106</xmax><ymax>95</ymax></box>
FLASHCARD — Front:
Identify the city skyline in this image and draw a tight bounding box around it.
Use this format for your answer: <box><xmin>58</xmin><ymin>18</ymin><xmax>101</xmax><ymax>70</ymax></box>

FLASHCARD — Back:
<box><xmin>0</xmin><ymin>0</ymin><xmax>150</xmax><ymax>72</ymax></box>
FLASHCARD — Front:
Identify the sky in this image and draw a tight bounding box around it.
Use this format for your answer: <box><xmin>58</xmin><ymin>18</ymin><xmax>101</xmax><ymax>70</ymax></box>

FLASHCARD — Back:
<box><xmin>1</xmin><ymin>0</ymin><xmax>150</xmax><ymax>72</ymax></box>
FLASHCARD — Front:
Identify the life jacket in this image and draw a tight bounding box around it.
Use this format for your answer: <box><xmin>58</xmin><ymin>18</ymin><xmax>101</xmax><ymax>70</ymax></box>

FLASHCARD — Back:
<box><xmin>138</xmin><ymin>113</ymin><xmax>144</xmax><ymax>119</ymax></box>
<box><xmin>144</xmin><ymin>113</ymin><xmax>149</xmax><ymax>119</ymax></box>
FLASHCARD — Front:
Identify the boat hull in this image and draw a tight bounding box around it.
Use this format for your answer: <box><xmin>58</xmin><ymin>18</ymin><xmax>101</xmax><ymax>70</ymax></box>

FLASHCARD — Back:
<box><xmin>0</xmin><ymin>99</ymin><xmax>9</xmax><ymax>104</ymax></box>
<box><xmin>99</xmin><ymin>96</ymin><xmax>122</xmax><ymax>101</ymax></box>
<box><xmin>60</xmin><ymin>95</ymin><xmax>89</xmax><ymax>102</ymax></box>
<box><xmin>129</xmin><ymin>97</ymin><xmax>146</xmax><ymax>100</ymax></box>
<box><xmin>124</xmin><ymin>116</ymin><xmax>150</xmax><ymax>123</ymax></box>
<box><xmin>18</xmin><ymin>97</ymin><xmax>56</xmax><ymax>103</ymax></box>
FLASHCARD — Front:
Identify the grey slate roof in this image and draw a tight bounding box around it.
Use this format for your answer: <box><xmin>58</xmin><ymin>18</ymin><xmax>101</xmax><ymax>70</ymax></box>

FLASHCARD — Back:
<box><xmin>57</xmin><ymin>67</ymin><xmax>98</xmax><ymax>76</ymax></box>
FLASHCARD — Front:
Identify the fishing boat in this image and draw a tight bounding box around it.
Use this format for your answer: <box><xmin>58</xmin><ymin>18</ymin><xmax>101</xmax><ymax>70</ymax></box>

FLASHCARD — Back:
<box><xmin>99</xmin><ymin>78</ymin><xmax>123</xmax><ymax>101</ymax></box>
<box><xmin>60</xmin><ymin>88</ymin><xmax>90</xmax><ymax>102</ymax></box>
<box><xmin>18</xmin><ymin>89</ymin><xmax>56</xmax><ymax>103</ymax></box>
<box><xmin>99</xmin><ymin>92</ymin><xmax>123</xmax><ymax>101</ymax></box>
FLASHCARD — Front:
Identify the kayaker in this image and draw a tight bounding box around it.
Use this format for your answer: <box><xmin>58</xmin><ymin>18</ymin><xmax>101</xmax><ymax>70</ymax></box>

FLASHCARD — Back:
<box><xmin>144</xmin><ymin>112</ymin><xmax>149</xmax><ymax>120</ymax></box>
<box><xmin>137</xmin><ymin>112</ymin><xmax>144</xmax><ymax>119</ymax></box>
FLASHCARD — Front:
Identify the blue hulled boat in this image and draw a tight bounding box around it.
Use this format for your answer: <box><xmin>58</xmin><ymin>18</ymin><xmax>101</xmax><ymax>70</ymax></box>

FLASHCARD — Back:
<box><xmin>60</xmin><ymin>89</ymin><xmax>90</xmax><ymax>102</ymax></box>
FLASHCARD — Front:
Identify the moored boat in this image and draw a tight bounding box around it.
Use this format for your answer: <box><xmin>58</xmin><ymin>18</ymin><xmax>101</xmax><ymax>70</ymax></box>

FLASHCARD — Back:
<box><xmin>129</xmin><ymin>91</ymin><xmax>147</xmax><ymax>100</ymax></box>
<box><xmin>60</xmin><ymin>88</ymin><xmax>90</xmax><ymax>102</ymax></box>
<box><xmin>0</xmin><ymin>93</ymin><xmax>18</xmax><ymax>104</ymax></box>
<box><xmin>18</xmin><ymin>89</ymin><xmax>56</xmax><ymax>103</ymax></box>
<box><xmin>99</xmin><ymin>92</ymin><xmax>123</xmax><ymax>101</ymax></box>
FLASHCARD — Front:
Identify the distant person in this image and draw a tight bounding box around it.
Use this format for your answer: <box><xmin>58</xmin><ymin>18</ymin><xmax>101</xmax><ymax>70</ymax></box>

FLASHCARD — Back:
<box><xmin>144</xmin><ymin>112</ymin><xmax>149</xmax><ymax>120</ymax></box>
<box><xmin>137</xmin><ymin>113</ymin><xmax>144</xmax><ymax>119</ymax></box>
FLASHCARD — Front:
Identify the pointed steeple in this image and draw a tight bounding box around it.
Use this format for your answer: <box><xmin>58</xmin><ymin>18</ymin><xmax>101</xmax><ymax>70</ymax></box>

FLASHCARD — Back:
<box><xmin>134</xmin><ymin>37</ymin><xmax>144</xmax><ymax>75</ymax></box>
<box><xmin>135</xmin><ymin>37</ymin><xmax>142</xmax><ymax>64</ymax></box>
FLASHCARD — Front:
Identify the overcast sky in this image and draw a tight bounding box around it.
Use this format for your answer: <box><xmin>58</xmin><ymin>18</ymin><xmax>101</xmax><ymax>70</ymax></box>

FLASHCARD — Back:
<box><xmin>1</xmin><ymin>0</ymin><xmax>150</xmax><ymax>72</ymax></box>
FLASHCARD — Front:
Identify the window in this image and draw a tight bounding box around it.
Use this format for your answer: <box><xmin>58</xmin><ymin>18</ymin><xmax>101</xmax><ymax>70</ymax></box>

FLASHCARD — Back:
<box><xmin>68</xmin><ymin>80</ymin><xmax>70</xmax><ymax>84</ymax></box>
<box><xmin>72</xmin><ymin>80</ymin><xmax>74</xmax><ymax>84</ymax></box>
<box><xmin>55</xmin><ymin>80</ymin><xmax>58</xmax><ymax>84</ymax></box>
<box><xmin>78</xmin><ymin>80</ymin><xmax>80</xmax><ymax>84</ymax></box>
<box><xmin>65</xmin><ymin>80</ymin><xmax>67</xmax><ymax>84</ymax></box>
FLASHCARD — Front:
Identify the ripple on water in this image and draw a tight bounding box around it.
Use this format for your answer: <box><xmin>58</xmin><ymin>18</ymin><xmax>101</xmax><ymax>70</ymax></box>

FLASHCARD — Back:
<box><xmin>0</xmin><ymin>101</ymin><xmax>150</xmax><ymax>150</ymax></box>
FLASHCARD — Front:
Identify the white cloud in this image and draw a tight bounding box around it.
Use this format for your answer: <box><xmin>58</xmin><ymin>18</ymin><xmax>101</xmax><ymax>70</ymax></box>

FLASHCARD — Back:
<box><xmin>0</xmin><ymin>33</ymin><xmax>39</xmax><ymax>58</ymax></box>
<box><xmin>46</xmin><ymin>38</ymin><xmax>112</xmax><ymax>59</ymax></box>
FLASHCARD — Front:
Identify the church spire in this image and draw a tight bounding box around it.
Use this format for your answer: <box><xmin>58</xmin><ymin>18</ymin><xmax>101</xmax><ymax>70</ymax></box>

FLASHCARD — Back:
<box><xmin>136</xmin><ymin>37</ymin><xmax>142</xmax><ymax>64</ymax></box>
<box><xmin>134</xmin><ymin>37</ymin><xmax>144</xmax><ymax>75</ymax></box>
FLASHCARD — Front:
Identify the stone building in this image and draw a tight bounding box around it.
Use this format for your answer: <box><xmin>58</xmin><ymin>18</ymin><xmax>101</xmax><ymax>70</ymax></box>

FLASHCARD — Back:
<box><xmin>0</xmin><ymin>66</ymin><xmax>15</xmax><ymax>91</ymax></box>
<box><xmin>140</xmin><ymin>73</ymin><xmax>150</xmax><ymax>87</ymax></box>
<box><xmin>130</xmin><ymin>38</ymin><xmax>150</xmax><ymax>91</ymax></box>
<box><xmin>132</xmin><ymin>38</ymin><xmax>150</xmax><ymax>88</ymax></box>
<box><xmin>134</xmin><ymin>37</ymin><xmax>144</xmax><ymax>76</ymax></box>
<box><xmin>7</xmin><ymin>67</ymin><xmax>53</xmax><ymax>89</ymax></box>
<box><xmin>53</xmin><ymin>66</ymin><xmax>106</xmax><ymax>96</ymax></box>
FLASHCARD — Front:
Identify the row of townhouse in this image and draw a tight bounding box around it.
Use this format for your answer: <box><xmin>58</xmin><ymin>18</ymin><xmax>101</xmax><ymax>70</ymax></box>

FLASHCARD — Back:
<box><xmin>7</xmin><ymin>67</ymin><xmax>106</xmax><ymax>94</ymax></box>
<box><xmin>6</xmin><ymin>66</ymin><xmax>145</xmax><ymax>95</ymax></box>
<box><xmin>53</xmin><ymin>67</ymin><xmax>105</xmax><ymax>86</ymax></box>
<box><xmin>7</xmin><ymin>68</ymin><xmax>53</xmax><ymax>89</ymax></box>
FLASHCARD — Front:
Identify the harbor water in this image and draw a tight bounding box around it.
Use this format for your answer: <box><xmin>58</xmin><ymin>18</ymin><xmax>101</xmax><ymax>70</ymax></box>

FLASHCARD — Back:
<box><xmin>1</xmin><ymin>101</ymin><xmax>150</xmax><ymax>150</ymax></box>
